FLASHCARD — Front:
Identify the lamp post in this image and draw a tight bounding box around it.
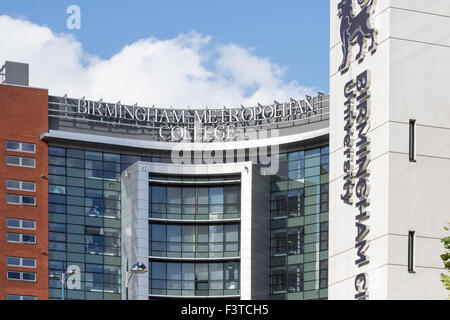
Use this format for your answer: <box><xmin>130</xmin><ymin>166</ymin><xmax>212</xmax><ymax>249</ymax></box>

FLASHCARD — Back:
<box><xmin>125</xmin><ymin>260</ymin><xmax>147</xmax><ymax>300</ymax></box>
<box><xmin>49</xmin><ymin>269</ymin><xmax>77</xmax><ymax>300</ymax></box>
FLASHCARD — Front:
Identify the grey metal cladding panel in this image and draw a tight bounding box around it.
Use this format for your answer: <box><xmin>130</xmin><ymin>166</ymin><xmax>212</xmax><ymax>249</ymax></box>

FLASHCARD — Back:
<box><xmin>250</xmin><ymin>165</ymin><xmax>271</xmax><ymax>299</ymax></box>
<box><xmin>49</xmin><ymin>117</ymin><xmax>160</xmax><ymax>141</ymax></box>
<box><xmin>121</xmin><ymin>164</ymin><xmax>149</xmax><ymax>300</ymax></box>
<box><xmin>4</xmin><ymin>61</ymin><xmax>29</xmax><ymax>86</ymax></box>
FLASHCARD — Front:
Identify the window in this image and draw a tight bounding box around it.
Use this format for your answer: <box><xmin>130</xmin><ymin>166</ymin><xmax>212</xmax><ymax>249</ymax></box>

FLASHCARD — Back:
<box><xmin>272</xmin><ymin>227</ymin><xmax>304</xmax><ymax>256</ymax></box>
<box><xmin>288</xmin><ymin>227</ymin><xmax>304</xmax><ymax>255</ymax></box>
<box><xmin>271</xmin><ymin>269</ymin><xmax>287</xmax><ymax>293</ymax></box>
<box><xmin>7</xmin><ymin>257</ymin><xmax>36</xmax><ymax>268</ymax></box>
<box><xmin>287</xmin><ymin>264</ymin><xmax>303</xmax><ymax>293</ymax></box>
<box><xmin>270</xmin><ymin>147</ymin><xmax>329</xmax><ymax>299</ymax></box>
<box><xmin>272</xmin><ymin>231</ymin><xmax>287</xmax><ymax>256</ymax></box>
<box><xmin>6</xmin><ymin>295</ymin><xmax>36</xmax><ymax>300</ymax></box>
<box><xmin>7</xmin><ymin>233</ymin><xmax>36</xmax><ymax>244</ymax></box>
<box><xmin>210</xmin><ymin>187</ymin><xmax>224</xmax><ymax>204</ymax></box>
<box><xmin>287</xmin><ymin>189</ymin><xmax>304</xmax><ymax>217</ymax></box>
<box><xmin>7</xmin><ymin>271</ymin><xmax>36</xmax><ymax>282</ymax></box>
<box><xmin>183</xmin><ymin>188</ymin><xmax>195</xmax><ymax>205</ymax></box>
<box><xmin>49</xmin><ymin>166</ymin><xmax>66</xmax><ymax>176</ymax></box>
<box><xmin>271</xmin><ymin>189</ymin><xmax>305</xmax><ymax>218</ymax></box>
<box><xmin>320</xmin><ymin>183</ymin><xmax>329</xmax><ymax>213</ymax></box>
<box><xmin>209</xmin><ymin>263</ymin><xmax>224</xmax><ymax>290</ymax></box>
<box><xmin>272</xmin><ymin>192</ymin><xmax>287</xmax><ymax>217</ymax></box>
<box><xmin>6</xmin><ymin>180</ymin><xmax>36</xmax><ymax>192</ymax></box>
<box><xmin>271</xmin><ymin>264</ymin><xmax>304</xmax><ymax>294</ymax></box>
<box><xmin>150</xmin><ymin>223</ymin><xmax>239</xmax><ymax>258</ymax></box>
<box><xmin>197</xmin><ymin>187</ymin><xmax>209</xmax><ymax>205</ymax></box>
<box><xmin>6</xmin><ymin>156</ymin><xmax>36</xmax><ymax>168</ymax></box>
<box><xmin>6</xmin><ymin>194</ymin><xmax>36</xmax><ymax>206</ymax></box>
<box><xmin>320</xmin><ymin>222</ymin><xmax>328</xmax><ymax>251</ymax></box>
<box><xmin>49</xmin><ymin>146</ymin><xmax>66</xmax><ymax>157</ymax></box>
<box><xmin>408</xmin><ymin>231</ymin><xmax>416</xmax><ymax>273</ymax></box>
<box><xmin>150</xmin><ymin>184</ymin><xmax>240</xmax><ymax>220</ymax></box>
<box><xmin>319</xmin><ymin>260</ymin><xmax>328</xmax><ymax>289</ymax></box>
<box><xmin>6</xmin><ymin>141</ymin><xmax>35</xmax><ymax>153</ymax></box>
<box><xmin>409</xmin><ymin>120</ymin><xmax>416</xmax><ymax>162</ymax></box>
<box><xmin>6</xmin><ymin>219</ymin><xmax>36</xmax><ymax>230</ymax></box>
<box><xmin>49</xmin><ymin>185</ymin><xmax>66</xmax><ymax>194</ymax></box>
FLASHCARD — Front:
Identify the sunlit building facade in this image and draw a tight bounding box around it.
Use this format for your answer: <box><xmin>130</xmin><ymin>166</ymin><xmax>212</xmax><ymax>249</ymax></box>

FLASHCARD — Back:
<box><xmin>0</xmin><ymin>62</ymin><xmax>330</xmax><ymax>300</ymax></box>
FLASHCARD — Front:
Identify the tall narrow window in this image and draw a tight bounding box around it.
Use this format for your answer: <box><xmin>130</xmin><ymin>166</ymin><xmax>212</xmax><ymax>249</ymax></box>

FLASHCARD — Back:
<box><xmin>409</xmin><ymin>120</ymin><xmax>416</xmax><ymax>162</ymax></box>
<box><xmin>408</xmin><ymin>231</ymin><xmax>416</xmax><ymax>273</ymax></box>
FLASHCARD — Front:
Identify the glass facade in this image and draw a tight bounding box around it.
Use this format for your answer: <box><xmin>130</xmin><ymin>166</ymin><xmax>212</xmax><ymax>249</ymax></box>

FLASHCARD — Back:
<box><xmin>270</xmin><ymin>145</ymin><xmax>329</xmax><ymax>300</ymax></box>
<box><xmin>149</xmin><ymin>224</ymin><xmax>240</xmax><ymax>258</ymax></box>
<box><xmin>48</xmin><ymin>146</ymin><xmax>123</xmax><ymax>300</ymax></box>
<box><xmin>149</xmin><ymin>179</ymin><xmax>241</xmax><ymax>298</ymax></box>
<box><xmin>150</xmin><ymin>261</ymin><xmax>240</xmax><ymax>297</ymax></box>
<box><xmin>149</xmin><ymin>177</ymin><xmax>241</xmax><ymax>221</ymax></box>
<box><xmin>46</xmin><ymin>143</ymin><xmax>329</xmax><ymax>300</ymax></box>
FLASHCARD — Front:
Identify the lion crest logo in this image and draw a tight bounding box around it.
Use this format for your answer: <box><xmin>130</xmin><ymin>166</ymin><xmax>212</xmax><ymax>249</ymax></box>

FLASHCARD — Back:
<box><xmin>338</xmin><ymin>0</ymin><xmax>378</xmax><ymax>73</ymax></box>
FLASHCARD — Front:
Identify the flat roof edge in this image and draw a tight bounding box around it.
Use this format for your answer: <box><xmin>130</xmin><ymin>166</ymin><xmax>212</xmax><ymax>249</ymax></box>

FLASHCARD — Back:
<box><xmin>41</xmin><ymin>128</ymin><xmax>330</xmax><ymax>152</ymax></box>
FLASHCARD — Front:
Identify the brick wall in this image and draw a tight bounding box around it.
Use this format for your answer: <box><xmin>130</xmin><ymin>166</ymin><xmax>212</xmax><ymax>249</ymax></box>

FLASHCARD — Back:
<box><xmin>0</xmin><ymin>84</ymin><xmax>49</xmax><ymax>300</ymax></box>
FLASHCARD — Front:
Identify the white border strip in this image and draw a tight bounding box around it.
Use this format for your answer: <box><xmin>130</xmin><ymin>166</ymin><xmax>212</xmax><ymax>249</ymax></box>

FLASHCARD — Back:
<box><xmin>42</xmin><ymin>127</ymin><xmax>329</xmax><ymax>152</ymax></box>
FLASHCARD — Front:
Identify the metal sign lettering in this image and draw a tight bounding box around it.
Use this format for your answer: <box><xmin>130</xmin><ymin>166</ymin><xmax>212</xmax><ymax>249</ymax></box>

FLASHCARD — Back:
<box><xmin>341</xmin><ymin>70</ymin><xmax>372</xmax><ymax>300</ymax></box>
<box><xmin>75</xmin><ymin>98</ymin><xmax>322</xmax><ymax>141</ymax></box>
<box><xmin>337</xmin><ymin>0</ymin><xmax>378</xmax><ymax>73</ymax></box>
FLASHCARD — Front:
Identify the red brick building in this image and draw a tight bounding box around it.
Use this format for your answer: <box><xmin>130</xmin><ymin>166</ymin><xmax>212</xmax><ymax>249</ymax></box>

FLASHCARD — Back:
<box><xmin>0</xmin><ymin>83</ymin><xmax>49</xmax><ymax>300</ymax></box>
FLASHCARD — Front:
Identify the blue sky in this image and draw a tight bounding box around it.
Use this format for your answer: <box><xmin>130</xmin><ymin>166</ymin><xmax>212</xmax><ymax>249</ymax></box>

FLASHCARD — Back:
<box><xmin>0</xmin><ymin>1</ymin><xmax>330</xmax><ymax>107</ymax></box>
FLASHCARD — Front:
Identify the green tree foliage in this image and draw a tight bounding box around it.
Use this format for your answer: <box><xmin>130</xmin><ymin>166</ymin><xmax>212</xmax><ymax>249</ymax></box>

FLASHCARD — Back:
<box><xmin>441</xmin><ymin>223</ymin><xmax>450</xmax><ymax>299</ymax></box>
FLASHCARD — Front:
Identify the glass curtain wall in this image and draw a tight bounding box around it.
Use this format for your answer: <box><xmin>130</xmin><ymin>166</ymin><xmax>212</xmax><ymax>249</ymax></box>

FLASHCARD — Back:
<box><xmin>149</xmin><ymin>179</ymin><xmax>241</xmax><ymax>298</ymax></box>
<box><xmin>270</xmin><ymin>145</ymin><xmax>329</xmax><ymax>300</ymax></box>
<box><xmin>48</xmin><ymin>146</ymin><xmax>155</xmax><ymax>300</ymax></box>
<box><xmin>47</xmin><ymin>143</ymin><xmax>328</xmax><ymax>300</ymax></box>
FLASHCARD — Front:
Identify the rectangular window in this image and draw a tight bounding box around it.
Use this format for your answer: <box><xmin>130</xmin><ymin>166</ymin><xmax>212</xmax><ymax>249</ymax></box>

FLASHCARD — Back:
<box><xmin>287</xmin><ymin>227</ymin><xmax>304</xmax><ymax>255</ymax></box>
<box><xmin>320</xmin><ymin>222</ymin><xmax>328</xmax><ymax>251</ymax></box>
<box><xmin>6</xmin><ymin>233</ymin><xmax>36</xmax><ymax>244</ymax></box>
<box><xmin>6</xmin><ymin>180</ymin><xmax>36</xmax><ymax>192</ymax></box>
<box><xmin>7</xmin><ymin>257</ymin><xmax>36</xmax><ymax>268</ymax></box>
<box><xmin>319</xmin><ymin>260</ymin><xmax>328</xmax><ymax>289</ymax></box>
<box><xmin>6</xmin><ymin>141</ymin><xmax>35</xmax><ymax>153</ymax></box>
<box><xmin>6</xmin><ymin>219</ymin><xmax>36</xmax><ymax>230</ymax></box>
<box><xmin>287</xmin><ymin>264</ymin><xmax>303</xmax><ymax>293</ymax></box>
<box><xmin>7</xmin><ymin>295</ymin><xmax>36</xmax><ymax>300</ymax></box>
<box><xmin>6</xmin><ymin>194</ymin><xmax>36</xmax><ymax>206</ymax></box>
<box><xmin>7</xmin><ymin>271</ymin><xmax>36</xmax><ymax>282</ymax></box>
<box><xmin>408</xmin><ymin>231</ymin><xmax>416</xmax><ymax>273</ymax></box>
<box><xmin>6</xmin><ymin>156</ymin><xmax>36</xmax><ymax>168</ymax></box>
<box><xmin>409</xmin><ymin>120</ymin><xmax>416</xmax><ymax>162</ymax></box>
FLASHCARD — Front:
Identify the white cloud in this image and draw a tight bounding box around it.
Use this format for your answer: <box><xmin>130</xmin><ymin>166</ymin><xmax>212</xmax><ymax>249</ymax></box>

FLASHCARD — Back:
<box><xmin>0</xmin><ymin>15</ymin><xmax>316</xmax><ymax>108</ymax></box>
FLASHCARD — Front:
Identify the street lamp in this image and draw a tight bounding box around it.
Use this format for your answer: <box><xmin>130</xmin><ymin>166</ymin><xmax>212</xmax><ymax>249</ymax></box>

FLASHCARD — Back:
<box><xmin>49</xmin><ymin>269</ymin><xmax>77</xmax><ymax>300</ymax></box>
<box><xmin>125</xmin><ymin>260</ymin><xmax>147</xmax><ymax>300</ymax></box>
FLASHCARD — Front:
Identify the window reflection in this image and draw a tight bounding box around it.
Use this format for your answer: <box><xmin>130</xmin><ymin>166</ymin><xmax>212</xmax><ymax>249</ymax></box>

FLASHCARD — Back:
<box><xmin>84</xmin><ymin>227</ymin><xmax>120</xmax><ymax>256</ymax></box>
<box><xmin>49</xmin><ymin>147</ymin><xmax>152</xmax><ymax>300</ymax></box>
<box><xmin>270</xmin><ymin>146</ymin><xmax>329</xmax><ymax>299</ymax></box>
<box><xmin>149</xmin><ymin>184</ymin><xmax>240</xmax><ymax>220</ymax></box>
<box><xmin>149</xmin><ymin>224</ymin><xmax>239</xmax><ymax>258</ymax></box>
<box><xmin>150</xmin><ymin>261</ymin><xmax>240</xmax><ymax>296</ymax></box>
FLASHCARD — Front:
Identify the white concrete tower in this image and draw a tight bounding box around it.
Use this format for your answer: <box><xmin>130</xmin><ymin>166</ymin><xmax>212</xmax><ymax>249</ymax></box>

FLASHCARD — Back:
<box><xmin>329</xmin><ymin>0</ymin><xmax>450</xmax><ymax>300</ymax></box>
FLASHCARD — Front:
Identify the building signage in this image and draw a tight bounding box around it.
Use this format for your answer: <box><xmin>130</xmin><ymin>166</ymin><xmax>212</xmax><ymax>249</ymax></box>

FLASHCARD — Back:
<box><xmin>75</xmin><ymin>98</ymin><xmax>322</xmax><ymax>141</ymax></box>
<box><xmin>343</xmin><ymin>70</ymin><xmax>372</xmax><ymax>300</ymax></box>
<box><xmin>338</xmin><ymin>0</ymin><xmax>377</xmax><ymax>73</ymax></box>
<box><xmin>338</xmin><ymin>0</ymin><xmax>377</xmax><ymax>300</ymax></box>
<box><xmin>341</xmin><ymin>70</ymin><xmax>372</xmax><ymax>300</ymax></box>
